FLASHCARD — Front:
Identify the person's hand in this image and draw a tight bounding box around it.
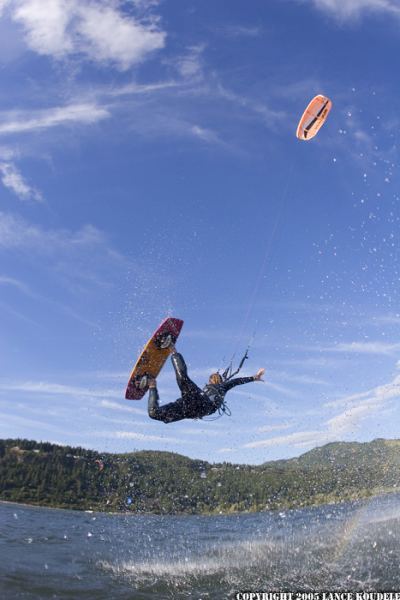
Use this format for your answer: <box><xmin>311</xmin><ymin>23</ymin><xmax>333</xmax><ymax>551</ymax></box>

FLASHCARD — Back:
<box><xmin>148</xmin><ymin>376</ymin><xmax>157</xmax><ymax>388</ymax></box>
<box><xmin>254</xmin><ymin>368</ymin><xmax>265</xmax><ymax>381</ymax></box>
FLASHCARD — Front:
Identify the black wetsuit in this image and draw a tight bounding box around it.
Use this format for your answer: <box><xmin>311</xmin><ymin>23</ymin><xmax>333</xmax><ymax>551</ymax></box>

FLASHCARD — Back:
<box><xmin>148</xmin><ymin>352</ymin><xmax>255</xmax><ymax>423</ymax></box>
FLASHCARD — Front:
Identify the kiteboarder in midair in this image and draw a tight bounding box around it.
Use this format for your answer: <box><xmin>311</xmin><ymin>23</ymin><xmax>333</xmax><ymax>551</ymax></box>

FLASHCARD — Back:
<box><xmin>147</xmin><ymin>347</ymin><xmax>265</xmax><ymax>423</ymax></box>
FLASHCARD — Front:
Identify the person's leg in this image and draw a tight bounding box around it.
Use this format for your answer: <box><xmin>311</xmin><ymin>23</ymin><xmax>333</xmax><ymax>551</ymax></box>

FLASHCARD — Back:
<box><xmin>148</xmin><ymin>386</ymin><xmax>161</xmax><ymax>419</ymax></box>
<box><xmin>170</xmin><ymin>352</ymin><xmax>220</xmax><ymax>418</ymax></box>
<box><xmin>149</xmin><ymin>400</ymin><xmax>186</xmax><ymax>423</ymax></box>
<box><xmin>171</xmin><ymin>352</ymin><xmax>202</xmax><ymax>397</ymax></box>
<box><xmin>147</xmin><ymin>381</ymin><xmax>186</xmax><ymax>423</ymax></box>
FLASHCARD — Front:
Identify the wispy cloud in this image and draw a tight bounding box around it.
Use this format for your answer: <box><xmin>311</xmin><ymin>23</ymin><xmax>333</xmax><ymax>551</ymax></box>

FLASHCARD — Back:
<box><xmin>257</xmin><ymin>422</ymin><xmax>293</xmax><ymax>434</ymax></box>
<box><xmin>105</xmin><ymin>80</ymin><xmax>180</xmax><ymax>99</ymax></box>
<box><xmin>271</xmin><ymin>370</ymin><xmax>330</xmax><ymax>387</ymax></box>
<box><xmin>93</xmin><ymin>371</ymin><xmax>127</xmax><ymax>381</ymax></box>
<box><xmin>114</xmin><ymin>431</ymin><xmax>181</xmax><ymax>443</ymax></box>
<box><xmin>175</xmin><ymin>44</ymin><xmax>205</xmax><ymax>79</ymax></box>
<box><xmin>218</xmin><ymin>25</ymin><xmax>261</xmax><ymax>38</ymax></box>
<box><xmin>244</xmin><ymin>430</ymin><xmax>325</xmax><ymax>449</ymax></box>
<box><xmin>3</xmin><ymin>0</ymin><xmax>165</xmax><ymax>70</ymax></box>
<box><xmin>215</xmin><ymin>83</ymin><xmax>287</xmax><ymax>130</ymax></box>
<box><xmin>295</xmin><ymin>339</ymin><xmax>400</xmax><ymax>358</ymax></box>
<box><xmin>326</xmin><ymin>402</ymin><xmax>380</xmax><ymax>435</ymax></box>
<box><xmin>0</xmin><ymin>275</ymin><xmax>32</xmax><ymax>294</ymax></box>
<box><xmin>0</xmin><ymin>273</ymin><xmax>100</xmax><ymax>329</ymax></box>
<box><xmin>0</xmin><ymin>410</ymin><xmax>76</xmax><ymax>435</ymax></box>
<box><xmin>191</xmin><ymin>125</ymin><xmax>222</xmax><ymax>145</ymax></box>
<box><xmin>325</xmin><ymin>341</ymin><xmax>400</xmax><ymax>356</ymax></box>
<box><xmin>244</xmin><ymin>371</ymin><xmax>400</xmax><ymax>450</ymax></box>
<box><xmin>373</xmin><ymin>314</ymin><xmax>400</xmax><ymax>326</ymax></box>
<box><xmin>303</xmin><ymin>0</ymin><xmax>400</xmax><ymax>20</ymax></box>
<box><xmin>0</xmin><ymin>209</ymin><xmax>170</xmax><ymax>310</ymax></box>
<box><xmin>0</xmin><ymin>379</ymin><xmax>122</xmax><ymax>400</ymax></box>
<box><xmin>100</xmin><ymin>399</ymin><xmax>145</xmax><ymax>415</ymax></box>
<box><xmin>0</xmin><ymin>161</ymin><xmax>42</xmax><ymax>201</ymax></box>
<box><xmin>0</xmin><ymin>211</ymin><xmax>105</xmax><ymax>252</ymax></box>
<box><xmin>0</xmin><ymin>145</ymin><xmax>15</xmax><ymax>160</ymax></box>
<box><xmin>0</xmin><ymin>1</ymin><xmax>8</xmax><ymax>17</ymax></box>
<box><xmin>0</xmin><ymin>298</ymin><xmax>39</xmax><ymax>325</ymax></box>
<box><xmin>326</xmin><ymin>373</ymin><xmax>400</xmax><ymax>409</ymax></box>
<box><xmin>0</xmin><ymin>103</ymin><xmax>109</xmax><ymax>136</ymax></box>
<box><xmin>234</xmin><ymin>380</ymin><xmax>300</xmax><ymax>399</ymax></box>
<box><xmin>184</xmin><ymin>328</ymin><xmax>234</xmax><ymax>342</ymax></box>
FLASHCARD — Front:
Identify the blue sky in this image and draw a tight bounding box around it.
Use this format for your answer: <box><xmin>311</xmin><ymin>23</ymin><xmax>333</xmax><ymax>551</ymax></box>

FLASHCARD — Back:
<box><xmin>2</xmin><ymin>0</ymin><xmax>400</xmax><ymax>464</ymax></box>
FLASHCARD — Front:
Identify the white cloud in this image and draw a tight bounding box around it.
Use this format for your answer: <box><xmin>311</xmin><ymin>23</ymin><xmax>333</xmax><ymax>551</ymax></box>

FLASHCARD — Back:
<box><xmin>220</xmin><ymin>25</ymin><xmax>261</xmax><ymax>38</ymax></box>
<box><xmin>0</xmin><ymin>379</ymin><xmax>122</xmax><ymax>399</ymax></box>
<box><xmin>326</xmin><ymin>402</ymin><xmax>379</xmax><ymax>435</ymax></box>
<box><xmin>0</xmin><ymin>103</ymin><xmax>109</xmax><ymax>136</ymax></box>
<box><xmin>244</xmin><ymin>430</ymin><xmax>325</xmax><ymax>449</ymax></box>
<box><xmin>0</xmin><ymin>273</ymin><xmax>101</xmax><ymax>328</ymax></box>
<box><xmin>0</xmin><ymin>298</ymin><xmax>38</xmax><ymax>325</ymax></box>
<box><xmin>326</xmin><ymin>341</ymin><xmax>400</xmax><ymax>356</ymax></box>
<box><xmin>184</xmin><ymin>328</ymin><xmax>234</xmax><ymax>342</ymax></box>
<box><xmin>257</xmin><ymin>423</ymin><xmax>292</xmax><ymax>434</ymax></box>
<box><xmin>276</xmin><ymin>372</ymin><xmax>330</xmax><ymax>386</ymax></box>
<box><xmin>75</xmin><ymin>3</ymin><xmax>165</xmax><ymax>70</ymax></box>
<box><xmin>115</xmin><ymin>431</ymin><xmax>181</xmax><ymax>443</ymax></box>
<box><xmin>191</xmin><ymin>125</ymin><xmax>222</xmax><ymax>145</ymax></box>
<box><xmin>244</xmin><ymin>372</ymin><xmax>400</xmax><ymax>450</ymax></box>
<box><xmin>8</xmin><ymin>0</ymin><xmax>165</xmax><ymax>70</ymax></box>
<box><xmin>324</xmin><ymin>377</ymin><xmax>400</xmax><ymax>435</ymax></box>
<box><xmin>0</xmin><ymin>410</ymin><xmax>71</xmax><ymax>434</ymax></box>
<box><xmin>305</xmin><ymin>0</ymin><xmax>400</xmax><ymax>19</ymax></box>
<box><xmin>234</xmin><ymin>379</ymin><xmax>300</xmax><ymax>399</ymax></box>
<box><xmin>175</xmin><ymin>45</ymin><xmax>205</xmax><ymax>79</ymax></box>
<box><xmin>105</xmin><ymin>80</ymin><xmax>179</xmax><ymax>99</ymax></box>
<box><xmin>0</xmin><ymin>211</ymin><xmax>105</xmax><ymax>252</ymax></box>
<box><xmin>13</xmin><ymin>0</ymin><xmax>73</xmax><ymax>56</ymax></box>
<box><xmin>0</xmin><ymin>210</ymin><xmax>148</xmax><ymax>301</ymax></box>
<box><xmin>0</xmin><ymin>161</ymin><xmax>42</xmax><ymax>201</ymax></box>
<box><xmin>0</xmin><ymin>0</ymin><xmax>10</xmax><ymax>16</ymax></box>
<box><xmin>131</xmin><ymin>0</ymin><xmax>161</xmax><ymax>9</ymax></box>
<box><xmin>327</xmin><ymin>374</ymin><xmax>400</xmax><ymax>409</ymax></box>
<box><xmin>215</xmin><ymin>83</ymin><xmax>287</xmax><ymax>130</ymax></box>
<box><xmin>100</xmin><ymin>399</ymin><xmax>145</xmax><ymax>415</ymax></box>
<box><xmin>0</xmin><ymin>275</ymin><xmax>32</xmax><ymax>294</ymax></box>
<box><xmin>374</xmin><ymin>314</ymin><xmax>400</xmax><ymax>326</ymax></box>
<box><xmin>0</xmin><ymin>145</ymin><xmax>15</xmax><ymax>160</ymax></box>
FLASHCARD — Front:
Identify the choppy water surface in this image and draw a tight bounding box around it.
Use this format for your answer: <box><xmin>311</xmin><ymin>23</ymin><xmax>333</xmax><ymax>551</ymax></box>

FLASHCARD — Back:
<box><xmin>1</xmin><ymin>494</ymin><xmax>400</xmax><ymax>599</ymax></box>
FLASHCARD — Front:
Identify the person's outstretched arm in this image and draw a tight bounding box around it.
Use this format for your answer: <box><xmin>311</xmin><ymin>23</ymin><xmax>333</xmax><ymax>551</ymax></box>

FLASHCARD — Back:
<box><xmin>219</xmin><ymin>368</ymin><xmax>265</xmax><ymax>393</ymax></box>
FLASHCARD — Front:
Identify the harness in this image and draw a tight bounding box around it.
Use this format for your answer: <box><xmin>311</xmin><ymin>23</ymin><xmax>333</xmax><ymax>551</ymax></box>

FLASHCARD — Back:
<box><xmin>201</xmin><ymin>348</ymin><xmax>250</xmax><ymax>421</ymax></box>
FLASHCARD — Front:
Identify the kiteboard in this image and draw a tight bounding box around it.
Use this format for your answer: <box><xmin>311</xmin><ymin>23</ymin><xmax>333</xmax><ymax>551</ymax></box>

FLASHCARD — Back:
<box><xmin>125</xmin><ymin>317</ymin><xmax>184</xmax><ymax>400</ymax></box>
<box><xmin>296</xmin><ymin>94</ymin><xmax>332</xmax><ymax>141</ymax></box>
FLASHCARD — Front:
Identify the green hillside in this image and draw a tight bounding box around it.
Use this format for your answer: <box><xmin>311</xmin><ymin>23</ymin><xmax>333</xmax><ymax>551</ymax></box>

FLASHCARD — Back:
<box><xmin>1</xmin><ymin>438</ymin><xmax>399</xmax><ymax>514</ymax></box>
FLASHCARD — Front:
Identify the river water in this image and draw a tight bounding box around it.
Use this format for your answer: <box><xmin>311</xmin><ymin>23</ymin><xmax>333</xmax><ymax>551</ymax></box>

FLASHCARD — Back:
<box><xmin>1</xmin><ymin>494</ymin><xmax>400</xmax><ymax>599</ymax></box>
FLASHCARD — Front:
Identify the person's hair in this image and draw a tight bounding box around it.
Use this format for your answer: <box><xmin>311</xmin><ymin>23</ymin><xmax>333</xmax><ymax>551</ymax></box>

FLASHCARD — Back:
<box><xmin>209</xmin><ymin>372</ymin><xmax>223</xmax><ymax>385</ymax></box>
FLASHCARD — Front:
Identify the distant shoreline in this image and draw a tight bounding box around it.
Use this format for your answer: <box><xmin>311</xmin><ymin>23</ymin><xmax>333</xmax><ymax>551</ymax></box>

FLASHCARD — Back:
<box><xmin>0</xmin><ymin>499</ymin><xmax>83</xmax><ymax>513</ymax></box>
<box><xmin>2</xmin><ymin>490</ymin><xmax>399</xmax><ymax>518</ymax></box>
<box><xmin>2</xmin><ymin>437</ymin><xmax>400</xmax><ymax>516</ymax></box>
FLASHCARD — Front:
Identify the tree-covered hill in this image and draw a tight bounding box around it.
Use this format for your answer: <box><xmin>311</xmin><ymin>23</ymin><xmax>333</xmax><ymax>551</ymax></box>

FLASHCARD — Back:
<box><xmin>1</xmin><ymin>438</ymin><xmax>399</xmax><ymax>514</ymax></box>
